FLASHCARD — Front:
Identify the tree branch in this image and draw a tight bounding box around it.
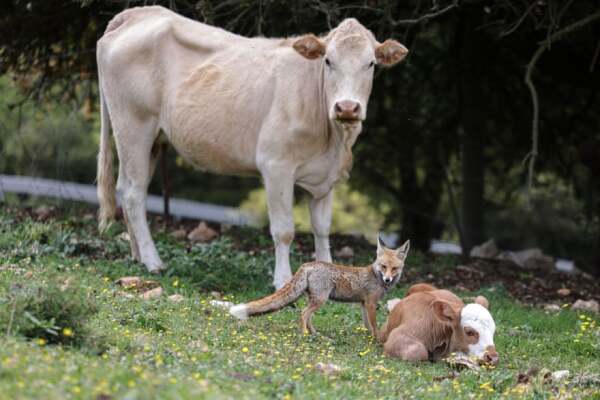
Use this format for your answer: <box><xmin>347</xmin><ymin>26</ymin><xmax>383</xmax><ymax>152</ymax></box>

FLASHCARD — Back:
<box><xmin>524</xmin><ymin>9</ymin><xmax>600</xmax><ymax>203</ymax></box>
<box><xmin>389</xmin><ymin>1</ymin><xmax>459</xmax><ymax>26</ymax></box>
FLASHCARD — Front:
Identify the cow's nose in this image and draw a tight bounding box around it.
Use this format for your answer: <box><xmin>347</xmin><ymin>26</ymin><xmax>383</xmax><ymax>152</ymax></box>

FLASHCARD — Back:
<box><xmin>483</xmin><ymin>346</ymin><xmax>499</xmax><ymax>366</ymax></box>
<box><xmin>334</xmin><ymin>100</ymin><xmax>360</xmax><ymax>121</ymax></box>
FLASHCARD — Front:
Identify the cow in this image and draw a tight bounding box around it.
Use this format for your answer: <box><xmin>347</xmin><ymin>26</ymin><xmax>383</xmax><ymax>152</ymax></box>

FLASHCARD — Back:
<box><xmin>380</xmin><ymin>283</ymin><xmax>499</xmax><ymax>365</ymax></box>
<box><xmin>96</xmin><ymin>6</ymin><xmax>408</xmax><ymax>288</ymax></box>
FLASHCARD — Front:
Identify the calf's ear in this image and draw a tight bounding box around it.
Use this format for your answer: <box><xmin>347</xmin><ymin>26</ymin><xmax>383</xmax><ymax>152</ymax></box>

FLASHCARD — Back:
<box><xmin>432</xmin><ymin>300</ymin><xmax>458</xmax><ymax>325</ymax></box>
<box><xmin>293</xmin><ymin>34</ymin><xmax>326</xmax><ymax>60</ymax></box>
<box><xmin>474</xmin><ymin>295</ymin><xmax>490</xmax><ymax>309</ymax></box>
<box><xmin>375</xmin><ymin>39</ymin><xmax>408</xmax><ymax>66</ymax></box>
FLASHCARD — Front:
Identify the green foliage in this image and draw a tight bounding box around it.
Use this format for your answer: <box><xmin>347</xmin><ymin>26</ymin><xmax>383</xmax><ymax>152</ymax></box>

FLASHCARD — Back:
<box><xmin>0</xmin><ymin>206</ymin><xmax>599</xmax><ymax>399</ymax></box>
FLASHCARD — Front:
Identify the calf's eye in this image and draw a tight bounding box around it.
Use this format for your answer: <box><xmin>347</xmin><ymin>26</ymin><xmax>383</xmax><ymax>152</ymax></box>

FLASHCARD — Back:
<box><xmin>325</xmin><ymin>58</ymin><xmax>331</xmax><ymax>67</ymax></box>
<box><xmin>368</xmin><ymin>61</ymin><xmax>375</xmax><ymax>68</ymax></box>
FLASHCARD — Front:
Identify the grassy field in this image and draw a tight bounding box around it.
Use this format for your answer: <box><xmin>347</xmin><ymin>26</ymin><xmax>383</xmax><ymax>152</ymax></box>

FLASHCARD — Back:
<box><xmin>0</xmin><ymin>205</ymin><xmax>599</xmax><ymax>399</ymax></box>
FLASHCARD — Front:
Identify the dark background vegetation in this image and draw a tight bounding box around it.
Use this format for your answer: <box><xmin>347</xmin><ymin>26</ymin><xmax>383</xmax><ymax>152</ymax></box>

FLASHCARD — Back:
<box><xmin>1</xmin><ymin>0</ymin><xmax>599</xmax><ymax>273</ymax></box>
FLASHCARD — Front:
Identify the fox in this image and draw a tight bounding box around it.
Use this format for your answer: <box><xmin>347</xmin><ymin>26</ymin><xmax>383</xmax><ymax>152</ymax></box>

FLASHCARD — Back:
<box><xmin>229</xmin><ymin>238</ymin><xmax>410</xmax><ymax>336</ymax></box>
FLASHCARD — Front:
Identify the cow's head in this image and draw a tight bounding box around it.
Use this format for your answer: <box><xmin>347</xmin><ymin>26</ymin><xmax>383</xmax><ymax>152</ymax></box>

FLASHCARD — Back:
<box><xmin>433</xmin><ymin>296</ymin><xmax>499</xmax><ymax>365</ymax></box>
<box><xmin>292</xmin><ymin>19</ymin><xmax>408</xmax><ymax>125</ymax></box>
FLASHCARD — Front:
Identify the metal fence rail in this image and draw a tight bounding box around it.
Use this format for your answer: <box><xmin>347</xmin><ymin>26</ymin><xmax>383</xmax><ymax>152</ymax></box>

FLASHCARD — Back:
<box><xmin>0</xmin><ymin>174</ymin><xmax>255</xmax><ymax>225</ymax></box>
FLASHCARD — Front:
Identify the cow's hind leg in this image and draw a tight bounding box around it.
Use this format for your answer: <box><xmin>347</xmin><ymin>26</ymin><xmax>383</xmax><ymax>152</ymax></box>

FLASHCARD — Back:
<box><xmin>113</xmin><ymin>116</ymin><xmax>164</xmax><ymax>273</ymax></box>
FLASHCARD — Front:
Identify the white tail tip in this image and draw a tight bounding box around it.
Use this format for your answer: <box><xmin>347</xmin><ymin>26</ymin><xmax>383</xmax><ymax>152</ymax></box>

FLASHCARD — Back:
<box><xmin>229</xmin><ymin>304</ymin><xmax>249</xmax><ymax>320</ymax></box>
<box><xmin>386</xmin><ymin>298</ymin><xmax>401</xmax><ymax>312</ymax></box>
<box><xmin>209</xmin><ymin>300</ymin><xmax>234</xmax><ymax>309</ymax></box>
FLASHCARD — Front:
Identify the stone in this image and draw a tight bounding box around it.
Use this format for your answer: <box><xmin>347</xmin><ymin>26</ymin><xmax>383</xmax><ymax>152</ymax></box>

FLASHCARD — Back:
<box><xmin>551</xmin><ymin>370</ymin><xmax>570</xmax><ymax>382</ymax></box>
<box><xmin>170</xmin><ymin>229</ymin><xmax>187</xmax><ymax>240</ymax></box>
<box><xmin>571</xmin><ymin>299</ymin><xmax>599</xmax><ymax>313</ymax></box>
<box><xmin>187</xmin><ymin>222</ymin><xmax>218</xmax><ymax>243</ymax></box>
<box><xmin>543</xmin><ymin>304</ymin><xmax>561</xmax><ymax>312</ymax></box>
<box><xmin>335</xmin><ymin>246</ymin><xmax>354</xmax><ymax>259</ymax></box>
<box><xmin>140</xmin><ymin>287</ymin><xmax>163</xmax><ymax>300</ymax></box>
<box><xmin>168</xmin><ymin>294</ymin><xmax>184</xmax><ymax>303</ymax></box>
<box><xmin>556</xmin><ymin>288</ymin><xmax>571</xmax><ymax>297</ymax></box>
<box><xmin>315</xmin><ymin>362</ymin><xmax>343</xmax><ymax>376</ymax></box>
<box><xmin>469</xmin><ymin>239</ymin><xmax>499</xmax><ymax>259</ymax></box>
<box><xmin>115</xmin><ymin>276</ymin><xmax>142</xmax><ymax>288</ymax></box>
<box><xmin>33</xmin><ymin>205</ymin><xmax>52</xmax><ymax>220</ymax></box>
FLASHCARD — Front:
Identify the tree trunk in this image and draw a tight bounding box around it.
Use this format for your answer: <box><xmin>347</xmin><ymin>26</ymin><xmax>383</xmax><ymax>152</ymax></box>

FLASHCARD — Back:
<box><xmin>458</xmin><ymin>4</ymin><xmax>488</xmax><ymax>254</ymax></box>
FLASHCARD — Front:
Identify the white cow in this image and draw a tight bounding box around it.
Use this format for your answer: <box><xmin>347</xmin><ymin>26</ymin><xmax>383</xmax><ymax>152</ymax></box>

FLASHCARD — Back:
<box><xmin>96</xmin><ymin>6</ymin><xmax>408</xmax><ymax>288</ymax></box>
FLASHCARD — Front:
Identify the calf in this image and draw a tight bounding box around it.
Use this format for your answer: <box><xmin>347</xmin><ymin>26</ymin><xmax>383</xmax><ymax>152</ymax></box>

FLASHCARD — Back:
<box><xmin>380</xmin><ymin>283</ymin><xmax>498</xmax><ymax>365</ymax></box>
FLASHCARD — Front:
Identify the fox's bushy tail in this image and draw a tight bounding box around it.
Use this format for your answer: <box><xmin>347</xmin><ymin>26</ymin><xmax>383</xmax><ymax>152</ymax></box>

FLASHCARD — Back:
<box><xmin>229</xmin><ymin>267</ymin><xmax>309</xmax><ymax>320</ymax></box>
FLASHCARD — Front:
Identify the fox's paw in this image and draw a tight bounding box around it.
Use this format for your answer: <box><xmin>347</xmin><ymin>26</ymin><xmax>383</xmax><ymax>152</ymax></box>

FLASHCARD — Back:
<box><xmin>229</xmin><ymin>304</ymin><xmax>249</xmax><ymax>320</ymax></box>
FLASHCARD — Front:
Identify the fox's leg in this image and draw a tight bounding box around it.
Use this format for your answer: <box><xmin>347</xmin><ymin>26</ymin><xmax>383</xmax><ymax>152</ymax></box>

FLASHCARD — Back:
<box><xmin>383</xmin><ymin>326</ymin><xmax>428</xmax><ymax>361</ymax></box>
<box><xmin>364</xmin><ymin>301</ymin><xmax>379</xmax><ymax>338</ymax></box>
<box><xmin>309</xmin><ymin>189</ymin><xmax>333</xmax><ymax>262</ymax></box>
<box><xmin>300</xmin><ymin>294</ymin><xmax>328</xmax><ymax>335</ymax></box>
<box><xmin>360</xmin><ymin>304</ymin><xmax>372</xmax><ymax>333</ymax></box>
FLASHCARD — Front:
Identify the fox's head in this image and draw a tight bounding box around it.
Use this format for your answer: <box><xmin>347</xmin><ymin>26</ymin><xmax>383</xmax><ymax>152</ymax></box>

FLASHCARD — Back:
<box><xmin>373</xmin><ymin>237</ymin><xmax>410</xmax><ymax>287</ymax></box>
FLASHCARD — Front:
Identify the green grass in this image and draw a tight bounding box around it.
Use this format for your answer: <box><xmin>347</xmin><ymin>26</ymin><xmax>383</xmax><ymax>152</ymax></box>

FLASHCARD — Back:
<box><xmin>0</xmin><ymin>206</ymin><xmax>599</xmax><ymax>399</ymax></box>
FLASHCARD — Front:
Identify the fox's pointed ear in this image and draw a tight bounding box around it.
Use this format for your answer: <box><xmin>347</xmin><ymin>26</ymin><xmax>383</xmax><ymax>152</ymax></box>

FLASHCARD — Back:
<box><xmin>377</xmin><ymin>235</ymin><xmax>386</xmax><ymax>256</ymax></box>
<box><xmin>432</xmin><ymin>300</ymin><xmax>458</xmax><ymax>325</ymax></box>
<box><xmin>396</xmin><ymin>240</ymin><xmax>410</xmax><ymax>257</ymax></box>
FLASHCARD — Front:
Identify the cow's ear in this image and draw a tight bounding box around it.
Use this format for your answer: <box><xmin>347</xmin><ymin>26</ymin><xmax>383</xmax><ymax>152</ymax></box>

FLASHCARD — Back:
<box><xmin>474</xmin><ymin>295</ymin><xmax>490</xmax><ymax>310</ymax></box>
<box><xmin>432</xmin><ymin>300</ymin><xmax>458</xmax><ymax>325</ymax></box>
<box><xmin>293</xmin><ymin>34</ymin><xmax>326</xmax><ymax>60</ymax></box>
<box><xmin>375</xmin><ymin>39</ymin><xmax>408</xmax><ymax>66</ymax></box>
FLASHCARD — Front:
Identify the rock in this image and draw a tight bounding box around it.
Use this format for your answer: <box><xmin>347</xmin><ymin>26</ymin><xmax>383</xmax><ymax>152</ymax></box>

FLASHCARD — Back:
<box><xmin>187</xmin><ymin>222</ymin><xmax>218</xmax><ymax>243</ymax></box>
<box><xmin>469</xmin><ymin>239</ymin><xmax>499</xmax><ymax>259</ymax></box>
<box><xmin>315</xmin><ymin>362</ymin><xmax>343</xmax><ymax>376</ymax></box>
<box><xmin>115</xmin><ymin>276</ymin><xmax>142</xmax><ymax>288</ymax></box>
<box><xmin>168</xmin><ymin>294</ymin><xmax>184</xmax><ymax>303</ymax></box>
<box><xmin>115</xmin><ymin>290</ymin><xmax>135</xmax><ymax>299</ymax></box>
<box><xmin>33</xmin><ymin>205</ymin><xmax>52</xmax><ymax>220</ymax></box>
<box><xmin>117</xmin><ymin>232</ymin><xmax>130</xmax><ymax>242</ymax></box>
<box><xmin>551</xmin><ymin>370</ymin><xmax>570</xmax><ymax>382</ymax></box>
<box><xmin>497</xmin><ymin>248</ymin><xmax>554</xmax><ymax>271</ymax></box>
<box><xmin>210</xmin><ymin>300</ymin><xmax>234</xmax><ymax>309</ymax></box>
<box><xmin>210</xmin><ymin>291</ymin><xmax>223</xmax><ymax>299</ymax></box>
<box><xmin>170</xmin><ymin>229</ymin><xmax>187</xmax><ymax>240</ymax></box>
<box><xmin>571</xmin><ymin>299</ymin><xmax>599</xmax><ymax>313</ymax></box>
<box><xmin>555</xmin><ymin>259</ymin><xmax>576</xmax><ymax>273</ymax></box>
<box><xmin>335</xmin><ymin>246</ymin><xmax>354</xmax><ymax>260</ymax></box>
<box><xmin>556</xmin><ymin>288</ymin><xmax>571</xmax><ymax>297</ymax></box>
<box><xmin>543</xmin><ymin>304</ymin><xmax>561</xmax><ymax>312</ymax></box>
<box><xmin>140</xmin><ymin>287</ymin><xmax>163</xmax><ymax>300</ymax></box>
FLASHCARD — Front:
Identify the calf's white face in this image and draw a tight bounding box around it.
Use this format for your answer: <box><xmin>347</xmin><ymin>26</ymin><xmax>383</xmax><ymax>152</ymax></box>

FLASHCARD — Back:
<box><xmin>293</xmin><ymin>19</ymin><xmax>408</xmax><ymax>124</ymax></box>
<box><xmin>460</xmin><ymin>303</ymin><xmax>498</xmax><ymax>363</ymax></box>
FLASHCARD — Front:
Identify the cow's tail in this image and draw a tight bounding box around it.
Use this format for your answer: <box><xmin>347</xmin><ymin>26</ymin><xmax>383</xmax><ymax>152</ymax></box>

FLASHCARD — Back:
<box><xmin>229</xmin><ymin>266</ymin><xmax>310</xmax><ymax>320</ymax></box>
<box><xmin>97</xmin><ymin>83</ymin><xmax>116</xmax><ymax>232</ymax></box>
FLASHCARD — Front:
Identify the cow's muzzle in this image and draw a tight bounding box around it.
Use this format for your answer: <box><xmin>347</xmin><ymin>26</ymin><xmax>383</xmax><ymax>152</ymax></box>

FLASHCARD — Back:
<box><xmin>334</xmin><ymin>100</ymin><xmax>361</xmax><ymax>122</ymax></box>
<box><xmin>481</xmin><ymin>345</ymin><xmax>499</xmax><ymax>366</ymax></box>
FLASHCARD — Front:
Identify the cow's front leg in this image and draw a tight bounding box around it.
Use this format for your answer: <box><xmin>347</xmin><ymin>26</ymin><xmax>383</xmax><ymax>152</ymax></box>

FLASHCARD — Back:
<box><xmin>309</xmin><ymin>189</ymin><xmax>333</xmax><ymax>262</ymax></box>
<box><xmin>263</xmin><ymin>167</ymin><xmax>295</xmax><ymax>289</ymax></box>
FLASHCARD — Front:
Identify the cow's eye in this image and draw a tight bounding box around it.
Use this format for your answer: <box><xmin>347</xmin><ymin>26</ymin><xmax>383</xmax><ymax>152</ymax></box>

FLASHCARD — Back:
<box><xmin>368</xmin><ymin>61</ymin><xmax>375</xmax><ymax>68</ymax></box>
<box><xmin>325</xmin><ymin>58</ymin><xmax>331</xmax><ymax>67</ymax></box>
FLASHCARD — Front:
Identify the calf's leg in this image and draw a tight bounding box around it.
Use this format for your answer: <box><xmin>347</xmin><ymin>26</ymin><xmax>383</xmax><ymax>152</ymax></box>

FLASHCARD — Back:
<box><xmin>384</xmin><ymin>327</ymin><xmax>429</xmax><ymax>361</ymax></box>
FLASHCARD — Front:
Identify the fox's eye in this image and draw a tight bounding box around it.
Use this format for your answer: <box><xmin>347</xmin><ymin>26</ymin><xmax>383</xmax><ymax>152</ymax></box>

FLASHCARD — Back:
<box><xmin>380</xmin><ymin>264</ymin><xmax>388</xmax><ymax>270</ymax></box>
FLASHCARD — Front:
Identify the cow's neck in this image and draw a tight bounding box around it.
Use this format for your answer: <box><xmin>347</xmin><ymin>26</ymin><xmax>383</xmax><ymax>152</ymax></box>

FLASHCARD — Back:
<box><xmin>327</xmin><ymin>121</ymin><xmax>361</xmax><ymax>181</ymax></box>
